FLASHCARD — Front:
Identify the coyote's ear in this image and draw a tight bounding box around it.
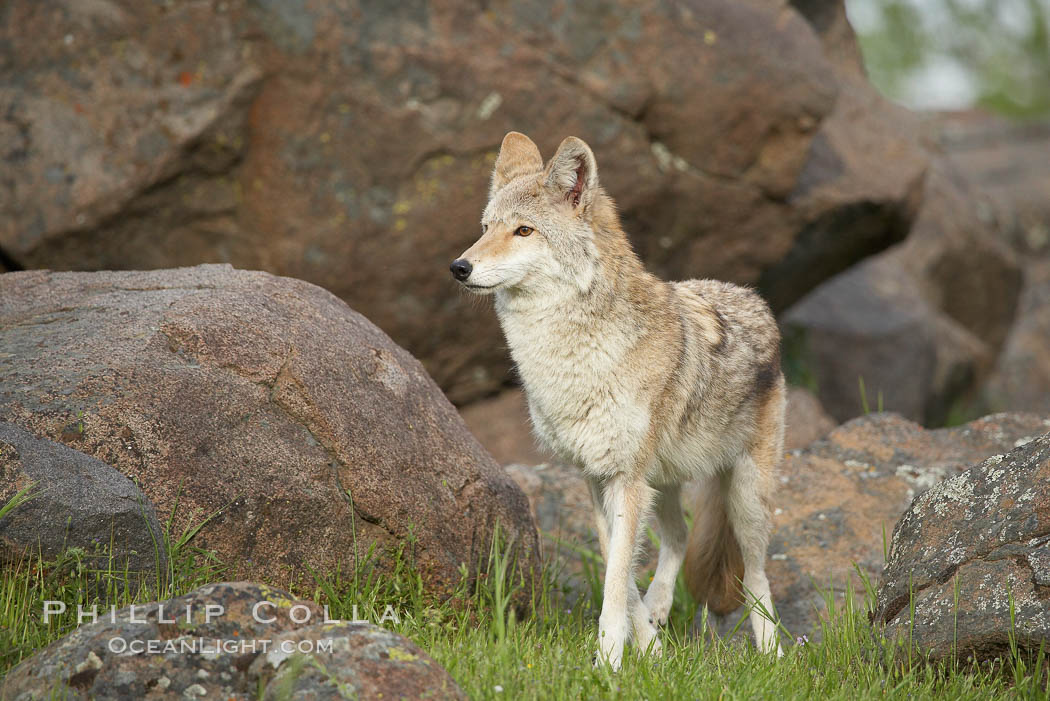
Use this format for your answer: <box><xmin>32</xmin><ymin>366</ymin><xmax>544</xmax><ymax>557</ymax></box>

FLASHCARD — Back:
<box><xmin>491</xmin><ymin>132</ymin><xmax>543</xmax><ymax>196</ymax></box>
<box><xmin>544</xmin><ymin>136</ymin><xmax>598</xmax><ymax>210</ymax></box>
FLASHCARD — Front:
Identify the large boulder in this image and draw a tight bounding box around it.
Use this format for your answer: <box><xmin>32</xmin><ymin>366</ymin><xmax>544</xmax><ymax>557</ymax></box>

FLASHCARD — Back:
<box><xmin>0</xmin><ymin>0</ymin><xmax>930</xmax><ymax>403</ymax></box>
<box><xmin>0</xmin><ymin>265</ymin><xmax>538</xmax><ymax>596</ymax></box>
<box><xmin>931</xmin><ymin>113</ymin><xmax>1050</xmax><ymax>416</ymax></box>
<box><xmin>783</xmin><ymin>162</ymin><xmax>1022</xmax><ymax>425</ymax></box>
<box><xmin>0</xmin><ymin>422</ymin><xmax>165</xmax><ymax>578</ymax></box>
<box><xmin>1</xmin><ymin>581</ymin><xmax>465</xmax><ymax>700</ymax></box>
<box><xmin>872</xmin><ymin>432</ymin><xmax>1050</xmax><ymax>663</ymax></box>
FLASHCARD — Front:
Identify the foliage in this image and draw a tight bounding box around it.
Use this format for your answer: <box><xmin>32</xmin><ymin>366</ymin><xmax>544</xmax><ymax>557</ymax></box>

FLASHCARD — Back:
<box><xmin>850</xmin><ymin>0</ymin><xmax>1050</xmax><ymax>117</ymax></box>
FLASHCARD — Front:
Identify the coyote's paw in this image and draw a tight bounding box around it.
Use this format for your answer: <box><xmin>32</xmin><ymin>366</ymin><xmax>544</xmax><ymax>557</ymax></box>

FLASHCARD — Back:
<box><xmin>595</xmin><ymin>615</ymin><xmax>627</xmax><ymax>671</ymax></box>
<box><xmin>642</xmin><ymin>582</ymin><xmax>673</xmax><ymax>625</ymax></box>
<box><xmin>756</xmin><ymin>634</ymin><xmax>783</xmax><ymax>658</ymax></box>
<box><xmin>593</xmin><ymin>643</ymin><xmax>623</xmax><ymax>671</ymax></box>
<box><xmin>636</xmin><ymin>622</ymin><xmax>663</xmax><ymax>659</ymax></box>
<box><xmin>633</xmin><ymin>604</ymin><xmax>662</xmax><ymax>659</ymax></box>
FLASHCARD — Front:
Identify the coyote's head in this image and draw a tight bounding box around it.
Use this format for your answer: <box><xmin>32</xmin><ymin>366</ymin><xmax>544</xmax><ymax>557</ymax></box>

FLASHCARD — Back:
<box><xmin>450</xmin><ymin>132</ymin><xmax>609</xmax><ymax>297</ymax></box>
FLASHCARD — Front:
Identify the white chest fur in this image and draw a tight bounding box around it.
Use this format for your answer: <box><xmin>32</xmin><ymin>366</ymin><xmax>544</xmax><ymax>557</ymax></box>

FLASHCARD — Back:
<box><xmin>495</xmin><ymin>297</ymin><xmax>650</xmax><ymax>474</ymax></box>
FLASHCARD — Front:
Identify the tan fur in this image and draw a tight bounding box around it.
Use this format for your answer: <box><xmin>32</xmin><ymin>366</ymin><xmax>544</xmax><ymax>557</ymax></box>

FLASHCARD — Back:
<box><xmin>451</xmin><ymin>132</ymin><xmax>785</xmax><ymax>667</ymax></box>
<box><xmin>464</xmin><ymin>223</ymin><xmax>516</xmax><ymax>260</ymax></box>
<box><xmin>683</xmin><ymin>475</ymin><xmax>746</xmax><ymax>616</ymax></box>
<box><xmin>683</xmin><ymin>381</ymin><xmax>784</xmax><ymax>614</ymax></box>
<box><xmin>491</xmin><ymin>132</ymin><xmax>543</xmax><ymax>195</ymax></box>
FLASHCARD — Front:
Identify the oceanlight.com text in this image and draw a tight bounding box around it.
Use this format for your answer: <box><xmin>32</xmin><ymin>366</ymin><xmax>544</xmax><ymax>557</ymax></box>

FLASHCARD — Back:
<box><xmin>106</xmin><ymin>637</ymin><xmax>335</xmax><ymax>655</ymax></box>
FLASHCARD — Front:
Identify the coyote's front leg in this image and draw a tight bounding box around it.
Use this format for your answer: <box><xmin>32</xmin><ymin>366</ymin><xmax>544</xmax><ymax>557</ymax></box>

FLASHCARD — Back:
<box><xmin>588</xmin><ymin>476</ymin><xmax>660</xmax><ymax>665</ymax></box>
<box><xmin>594</xmin><ymin>471</ymin><xmax>655</xmax><ymax>670</ymax></box>
<box><xmin>643</xmin><ymin>483</ymin><xmax>688</xmax><ymax>625</ymax></box>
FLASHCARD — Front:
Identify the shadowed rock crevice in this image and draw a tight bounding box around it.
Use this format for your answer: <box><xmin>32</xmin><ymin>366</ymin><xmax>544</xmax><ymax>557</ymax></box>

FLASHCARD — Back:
<box><xmin>759</xmin><ymin>197</ymin><xmax>917</xmax><ymax>313</ymax></box>
<box><xmin>0</xmin><ymin>246</ymin><xmax>22</xmax><ymax>271</ymax></box>
<box><xmin>790</xmin><ymin>0</ymin><xmax>840</xmax><ymax>31</ymax></box>
<box><xmin>783</xmin><ymin>160</ymin><xmax>1022</xmax><ymax>425</ymax></box>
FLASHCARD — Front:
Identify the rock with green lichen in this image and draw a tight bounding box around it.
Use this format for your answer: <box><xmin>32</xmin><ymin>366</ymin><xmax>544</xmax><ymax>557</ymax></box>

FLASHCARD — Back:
<box><xmin>252</xmin><ymin>621</ymin><xmax>466</xmax><ymax>700</ymax></box>
<box><xmin>0</xmin><ymin>582</ymin><xmax>465</xmax><ymax>700</ymax></box>
<box><xmin>873</xmin><ymin>431</ymin><xmax>1050</xmax><ymax>663</ymax></box>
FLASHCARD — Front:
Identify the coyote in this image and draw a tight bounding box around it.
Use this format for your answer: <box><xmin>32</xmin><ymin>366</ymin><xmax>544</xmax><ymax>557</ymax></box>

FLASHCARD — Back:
<box><xmin>450</xmin><ymin>132</ymin><xmax>784</xmax><ymax>668</ymax></box>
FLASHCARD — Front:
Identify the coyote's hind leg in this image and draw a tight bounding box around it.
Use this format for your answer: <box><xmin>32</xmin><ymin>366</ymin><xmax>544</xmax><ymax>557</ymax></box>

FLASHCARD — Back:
<box><xmin>725</xmin><ymin>386</ymin><xmax>784</xmax><ymax>655</ymax></box>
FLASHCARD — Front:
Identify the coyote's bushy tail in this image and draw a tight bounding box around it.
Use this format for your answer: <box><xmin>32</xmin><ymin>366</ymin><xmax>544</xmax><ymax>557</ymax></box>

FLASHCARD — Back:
<box><xmin>682</xmin><ymin>476</ymin><xmax>745</xmax><ymax>616</ymax></box>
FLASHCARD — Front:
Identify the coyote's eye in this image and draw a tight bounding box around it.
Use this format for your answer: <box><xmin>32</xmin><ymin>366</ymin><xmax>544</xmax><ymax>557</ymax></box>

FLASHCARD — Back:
<box><xmin>515</xmin><ymin>226</ymin><xmax>533</xmax><ymax>237</ymax></box>
<box><xmin>481</xmin><ymin>224</ymin><xmax>488</xmax><ymax>233</ymax></box>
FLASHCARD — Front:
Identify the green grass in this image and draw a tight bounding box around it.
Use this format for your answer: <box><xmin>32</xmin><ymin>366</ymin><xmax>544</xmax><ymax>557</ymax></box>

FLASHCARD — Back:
<box><xmin>1</xmin><ymin>491</ymin><xmax>1047</xmax><ymax>700</ymax></box>
<box><xmin>0</xmin><ymin>490</ymin><xmax>226</xmax><ymax>674</ymax></box>
<box><xmin>314</xmin><ymin>531</ymin><xmax>1048</xmax><ymax>701</ymax></box>
<box><xmin>858</xmin><ymin>376</ymin><xmax>884</xmax><ymax>416</ymax></box>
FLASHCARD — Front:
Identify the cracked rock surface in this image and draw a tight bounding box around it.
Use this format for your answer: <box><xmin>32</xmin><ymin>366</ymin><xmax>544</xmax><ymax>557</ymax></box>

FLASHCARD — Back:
<box><xmin>1</xmin><ymin>581</ymin><xmax>465</xmax><ymax>701</ymax></box>
<box><xmin>873</xmin><ymin>429</ymin><xmax>1050</xmax><ymax>663</ymax></box>
<box><xmin>0</xmin><ymin>265</ymin><xmax>538</xmax><ymax>596</ymax></box>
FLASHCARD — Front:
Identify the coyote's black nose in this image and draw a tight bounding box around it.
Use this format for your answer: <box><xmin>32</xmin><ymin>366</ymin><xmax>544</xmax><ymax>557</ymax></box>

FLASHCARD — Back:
<box><xmin>450</xmin><ymin>258</ymin><xmax>472</xmax><ymax>281</ymax></box>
